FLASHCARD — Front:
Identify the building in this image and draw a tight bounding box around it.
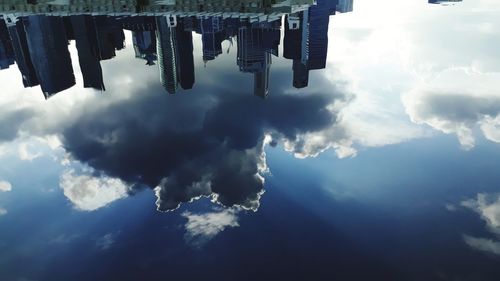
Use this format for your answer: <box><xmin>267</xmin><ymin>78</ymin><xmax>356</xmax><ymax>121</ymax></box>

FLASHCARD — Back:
<box><xmin>71</xmin><ymin>15</ymin><xmax>105</xmax><ymax>91</ymax></box>
<box><xmin>156</xmin><ymin>15</ymin><xmax>178</xmax><ymax>94</ymax></box>
<box><xmin>23</xmin><ymin>15</ymin><xmax>75</xmax><ymax>98</ymax></box>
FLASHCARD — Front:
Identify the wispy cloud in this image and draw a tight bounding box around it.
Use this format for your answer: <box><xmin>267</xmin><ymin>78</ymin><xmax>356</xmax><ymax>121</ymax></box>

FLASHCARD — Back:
<box><xmin>464</xmin><ymin>235</ymin><xmax>500</xmax><ymax>256</ymax></box>
<box><xmin>182</xmin><ymin>208</ymin><xmax>240</xmax><ymax>248</ymax></box>
<box><xmin>96</xmin><ymin>233</ymin><xmax>117</xmax><ymax>250</ymax></box>
<box><xmin>462</xmin><ymin>193</ymin><xmax>500</xmax><ymax>256</ymax></box>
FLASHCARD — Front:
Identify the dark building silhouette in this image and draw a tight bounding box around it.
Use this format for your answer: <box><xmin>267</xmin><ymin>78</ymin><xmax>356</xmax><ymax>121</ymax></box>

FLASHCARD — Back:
<box><xmin>0</xmin><ymin>20</ymin><xmax>15</xmax><ymax>70</ymax></box>
<box><xmin>200</xmin><ymin>18</ymin><xmax>224</xmax><ymax>62</ymax></box>
<box><xmin>71</xmin><ymin>15</ymin><xmax>105</xmax><ymax>91</ymax></box>
<box><xmin>23</xmin><ymin>16</ymin><xmax>75</xmax><ymax>98</ymax></box>
<box><xmin>175</xmin><ymin>22</ymin><xmax>195</xmax><ymax>90</ymax></box>
<box><xmin>237</xmin><ymin>25</ymin><xmax>273</xmax><ymax>98</ymax></box>
<box><xmin>283</xmin><ymin>0</ymin><xmax>338</xmax><ymax>89</ymax></box>
<box><xmin>284</xmin><ymin>13</ymin><xmax>303</xmax><ymax>61</ymax></box>
<box><xmin>95</xmin><ymin>17</ymin><xmax>125</xmax><ymax>61</ymax></box>
<box><xmin>6</xmin><ymin>20</ymin><xmax>40</xmax><ymax>87</ymax></box>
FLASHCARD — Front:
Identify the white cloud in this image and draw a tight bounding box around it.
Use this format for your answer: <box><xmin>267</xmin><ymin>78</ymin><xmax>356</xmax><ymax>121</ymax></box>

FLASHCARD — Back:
<box><xmin>328</xmin><ymin>0</ymin><xmax>500</xmax><ymax>151</ymax></box>
<box><xmin>0</xmin><ymin>181</ymin><xmax>12</xmax><ymax>192</ymax></box>
<box><xmin>182</xmin><ymin>208</ymin><xmax>240</xmax><ymax>248</ymax></box>
<box><xmin>462</xmin><ymin>193</ymin><xmax>500</xmax><ymax>234</ymax></box>
<box><xmin>96</xmin><ymin>233</ymin><xmax>117</xmax><ymax>250</ymax></box>
<box><xmin>18</xmin><ymin>142</ymin><xmax>42</xmax><ymax>161</ymax></box>
<box><xmin>0</xmin><ymin>208</ymin><xmax>7</xmax><ymax>216</ymax></box>
<box><xmin>462</xmin><ymin>193</ymin><xmax>500</xmax><ymax>256</ymax></box>
<box><xmin>464</xmin><ymin>235</ymin><xmax>500</xmax><ymax>256</ymax></box>
<box><xmin>59</xmin><ymin>170</ymin><xmax>129</xmax><ymax>211</ymax></box>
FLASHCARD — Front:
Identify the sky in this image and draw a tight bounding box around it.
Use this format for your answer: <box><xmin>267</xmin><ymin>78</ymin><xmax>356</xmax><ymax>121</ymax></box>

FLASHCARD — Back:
<box><xmin>1</xmin><ymin>0</ymin><xmax>500</xmax><ymax>280</ymax></box>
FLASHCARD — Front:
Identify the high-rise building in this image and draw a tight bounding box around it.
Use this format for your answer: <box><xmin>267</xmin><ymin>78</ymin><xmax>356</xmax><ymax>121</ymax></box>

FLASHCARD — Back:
<box><xmin>175</xmin><ymin>21</ymin><xmax>195</xmax><ymax>90</ymax></box>
<box><xmin>94</xmin><ymin>17</ymin><xmax>125</xmax><ymax>61</ymax></box>
<box><xmin>307</xmin><ymin>0</ymin><xmax>334</xmax><ymax>70</ymax></box>
<box><xmin>71</xmin><ymin>15</ymin><xmax>105</xmax><ymax>91</ymax></box>
<box><xmin>200</xmin><ymin>17</ymin><xmax>224</xmax><ymax>62</ymax></box>
<box><xmin>6</xmin><ymin>20</ymin><xmax>40</xmax><ymax>87</ymax></box>
<box><xmin>156</xmin><ymin>16</ymin><xmax>178</xmax><ymax>94</ymax></box>
<box><xmin>237</xmin><ymin>25</ymin><xmax>273</xmax><ymax>98</ymax></box>
<box><xmin>23</xmin><ymin>15</ymin><xmax>75</xmax><ymax>98</ymax></box>
<box><xmin>284</xmin><ymin>13</ymin><xmax>303</xmax><ymax>61</ymax></box>
<box><xmin>0</xmin><ymin>20</ymin><xmax>15</xmax><ymax>70</ymax></box>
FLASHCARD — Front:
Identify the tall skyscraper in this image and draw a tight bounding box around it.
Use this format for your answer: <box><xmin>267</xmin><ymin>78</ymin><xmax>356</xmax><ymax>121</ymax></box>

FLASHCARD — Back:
<box><xmin>156</xmin><ymin>16</ymin><xmax>178</xmax><ymax>94</ymax></box>
<box><xmin>23</xmin><ymin>15</ymin><xmax>75</xmax><ymax>98</ymax></box>
<box><xmin>284</xmin><ymin>13</ymin><xmax>303</xmax><ymax>61</ymax></box>
<box><xmin>237</xmin><ymin>25</ymin><xmax>273</xmax><ymax>98</ymax></box>
<box><xmin>94</xmin><ymin>17</ymin><xmax>125</xmax><ymax>61</ymax></box>
<box><xmin>6</xmin><ymin>20</ymin><xmax>40</xmax><ymax>87</ymax></box>
<box><xmin>0</xmin><ymin>20</ymin><xmax>15</xmax><ymax>70</ymax></box>
<box><xmin>200</xmin><ymin>18</ymin><xmax>224</xmax><ymax>62</ymax></box>
<box><xmin>175</xmin><ymin>21</ymin><xmax>195</xmax><ymax>90</ymax></box>
<box><xmin>307</xmin><ymin>0</ymin><xmax>335</xmax><ymax>70</ymax></box>
<box><xmin>71</xmin><ymin>15</ymin><xmax>105</xmax><ymax>91</ymax></box>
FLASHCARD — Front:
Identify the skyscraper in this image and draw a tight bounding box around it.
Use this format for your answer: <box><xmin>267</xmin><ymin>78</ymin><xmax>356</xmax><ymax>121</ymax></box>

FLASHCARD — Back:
<box><xmin>6</xmin><ymin>19</ymin><xmax>40</xmax><ymax>88</ymax></box>
<box><xmin>0</xmin><ymin>20</ymin><xmax>15</xmax><ymax>70</ymax></box>
<box><xmin>284</xmin><ymin>13</ymin><xmax>303</xmax><ymax>61</ymax></box>
<box><xmin>156</xmin><ymin>16</ymin><xmax>178</xmax><ymax>94</ymax></box>
<box><xmin>200</xmin><ymin>17</ymin><xmax>224</xmax><ymax>62</ymax></box>
<box><xmin>23</xmin><ymin>15</ymin><xmax>75</xmax><ymax>98</ymax></box>
<box><xmin>237</xmin><ymin>25</ymin><xmax>273</xmax><ymax>98</ymax></box>
<box><xmin>71</xmin><ymin>15</ymin><xmax>105</xmax><ymax>91</ymax></box>
<box><xmin>175</xmin><ymin>21</ymin><xmax>195</xmax><ymax>90</ymax></box>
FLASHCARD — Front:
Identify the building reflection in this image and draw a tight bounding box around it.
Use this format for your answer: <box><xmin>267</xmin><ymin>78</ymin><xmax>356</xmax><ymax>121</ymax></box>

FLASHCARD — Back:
<box><xmin>0</xmin><ymin>0</ymin><xmax>355</xmax><ymax>99</ymax></box>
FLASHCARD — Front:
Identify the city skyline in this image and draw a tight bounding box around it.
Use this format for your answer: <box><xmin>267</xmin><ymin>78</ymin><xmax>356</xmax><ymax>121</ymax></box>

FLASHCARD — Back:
<box><xmin>0</xmin><ymin>0</ymin><xmax>354</xmax><ymax>98</ymax></box>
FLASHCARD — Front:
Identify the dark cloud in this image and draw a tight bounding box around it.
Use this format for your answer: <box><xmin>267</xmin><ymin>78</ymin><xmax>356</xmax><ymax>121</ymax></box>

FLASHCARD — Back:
<box><xmin>405</xmin><ymin>90</ymin><xmax>500</xmax><ymax>149</ymax></box>
<box><xmin>0</xmin><ymin>108</ymin><xmax>35</xmax><ymax>142</ymax></box>
<box><xmin>57</xmin><ymin>63</ymin><xmax>350</xmax><ymax>211</ymax></box>
<box><xmin>410</xmin><ymin>93</ymin><xmax>500</xmax><ymax>125</ymax></box>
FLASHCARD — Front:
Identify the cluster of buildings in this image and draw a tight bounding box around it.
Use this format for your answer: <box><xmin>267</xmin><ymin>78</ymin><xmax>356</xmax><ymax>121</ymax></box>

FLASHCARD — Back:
<box><xmin>0</xmin><ymin>0</ymin><xmax>355</xmax><ymax>98</ymax></box>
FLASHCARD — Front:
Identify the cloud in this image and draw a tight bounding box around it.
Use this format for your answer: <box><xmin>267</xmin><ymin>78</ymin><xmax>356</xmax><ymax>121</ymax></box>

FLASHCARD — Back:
<box><xmin>18</xmin><ymin>142</ymin><xmax>42</xmax><ymax>161</ymax></box>
<box><xmin>182</xmin><ymin>208</ymin><xmax>240</xmax><ymax>248</ymax></box>
<box><xmin>0</xmin><ymin>28</ymin><xmax>358</xmax><ymax>213</ymax></box>
<box><xmin>59</xmin><ymin>170</ymin><xmax>129</xmax><ymax>211</ymax></box>
<box><xmin>55</xmin><ymin>69</ymin><xmax>352</xmax><ymax>212</ymax></box>
<box><xmin>461</xmin><ymin>193</ymin><xmax>500</xmax><ymax>234</ymax></box>
<box><xmin>0</xmin><ymin>208</ymin><xmax>7</xmax><ymax>216</ymax></box>
<box><xmin>404</xmin><ymin>88</ymin><xmax>500</xmax><ymax>150</ymax></box>
<box><xmin>96</xmin><ymin>233</ymin><xmax>117</xmax><ymax>250</ymax></box>
<box><xmin>50</xmin><ymin>234</ymin><xmax>81</xmax><ymax>245</ymax></box>
<box><xmin>0</xmin><ymin>108</ymin><xmax>36</xmax><ymax>143</ymax></box>
<box><xmin>0</xmin><ymin>181</ymin><xmax>12</xmax><ymax>192</ymax></box>
<box><xmin>462</xmin><ymin>193</ymin><xmax>500</xmax><ymax>256</ymax></box>
<box><xmin>445</xmin><ymin>203</ymin><xmax>457</xmax><ymax>211</ymax></box>
<box><xmin>463</xmin><ymin>235</ymin><xmax>500</xmax><ymax>256</ymax></box>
